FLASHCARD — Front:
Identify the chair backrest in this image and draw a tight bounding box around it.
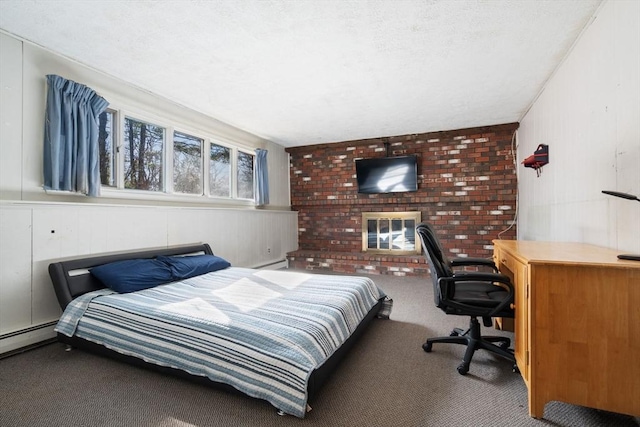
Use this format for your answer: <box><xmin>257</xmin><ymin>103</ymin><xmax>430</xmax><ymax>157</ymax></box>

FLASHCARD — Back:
<box><xmin>416</xmin><ymin>222</ymin><xmax>454</xmax><ymax>308</ymax></box>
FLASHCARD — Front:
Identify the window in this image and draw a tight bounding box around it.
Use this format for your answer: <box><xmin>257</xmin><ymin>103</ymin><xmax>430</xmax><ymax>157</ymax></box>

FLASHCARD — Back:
<box><xmin>124</xmin><ymin>117</ymin><xmax>165</xmax><ymax>191</ymax></box>
<box><xmin>209</xmin><ymin>143</ymin><xmax>230</xmax><ymax>198</ymax></box>
<box><xmin>237</xmin><ymin>150</ymin><xmax>255</xmax><ymax>200</ymax></box>
<box><xmin>95</xmin><ymin>108</ymin><xmax>256</xmax><ymax>204</ymax></box>
<box><xmin>173</xmin><ymin>131</ymin><xmax>203</xmax><ymax>195</ymax></box>
<box><xmin>98</xmin><ymin>109</ymin><xmax>116</xmax><ymax>187</ymax></box>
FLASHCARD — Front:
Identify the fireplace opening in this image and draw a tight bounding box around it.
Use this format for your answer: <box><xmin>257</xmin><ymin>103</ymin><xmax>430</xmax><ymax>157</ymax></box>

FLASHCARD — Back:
<box><xmin>362</xmin><ymin>212</ymin><xmax>422</xmax><ymax>255</ymax></box>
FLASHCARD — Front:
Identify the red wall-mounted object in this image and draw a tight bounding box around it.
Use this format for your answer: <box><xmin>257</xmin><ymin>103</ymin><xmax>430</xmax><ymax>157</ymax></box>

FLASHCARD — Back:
<box><xmin>522</xmin><ymin>144</ymin><xmax>549</xmax><ymax>176</ymax></box>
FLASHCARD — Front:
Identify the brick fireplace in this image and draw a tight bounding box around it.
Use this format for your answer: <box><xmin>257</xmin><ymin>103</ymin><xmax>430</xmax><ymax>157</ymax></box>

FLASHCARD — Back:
<box><xmin>286</xmin><ymin>123</ymin><xmax>518</xmax><ymax>276</ymax></box>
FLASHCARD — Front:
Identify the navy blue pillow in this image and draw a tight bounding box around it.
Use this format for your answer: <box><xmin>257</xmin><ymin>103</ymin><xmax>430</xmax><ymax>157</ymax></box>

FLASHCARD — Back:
<box><xmin>90</xmin><ymin>258</ymin><xmax>174</xmax><ymax>293</ymax></box>
<box><xmin>157</xmin><ymin>254</ymin><xmax>231</xmax><ymax>280</ymax></box>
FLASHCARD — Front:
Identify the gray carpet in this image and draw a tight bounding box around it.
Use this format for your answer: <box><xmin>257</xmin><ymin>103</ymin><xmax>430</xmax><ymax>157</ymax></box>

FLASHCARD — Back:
<box><xmin>1</xmin><ymin>271</ymin><xmax>638</xmax><ymax>427</ymax></box>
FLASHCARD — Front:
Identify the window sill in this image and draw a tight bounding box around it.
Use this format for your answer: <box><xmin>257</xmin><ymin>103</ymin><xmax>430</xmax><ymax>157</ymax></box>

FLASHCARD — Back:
<box><xmin>42</xmin><ymin>187</ymin><xmax>256</xmax><ymax>208</ymax></box>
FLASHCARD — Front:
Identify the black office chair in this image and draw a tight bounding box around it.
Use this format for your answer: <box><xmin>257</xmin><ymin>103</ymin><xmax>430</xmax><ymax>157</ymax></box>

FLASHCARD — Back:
<box><xmin>416</xmin><ymin>222</ymin><xmax>516</xmax><ymax>375</ymax></box>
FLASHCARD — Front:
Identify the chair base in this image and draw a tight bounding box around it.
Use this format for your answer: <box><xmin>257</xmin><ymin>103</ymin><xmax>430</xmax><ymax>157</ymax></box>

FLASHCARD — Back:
<box><xmin>422</xmin><ymin>316</ymin><xmax>516</xmax><ymax>375</ymax></box>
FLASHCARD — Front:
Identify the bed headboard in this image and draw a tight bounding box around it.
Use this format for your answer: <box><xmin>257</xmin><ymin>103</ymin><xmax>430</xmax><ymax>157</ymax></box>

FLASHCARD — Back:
<box><xmin>48</xmin><ymin>243</ymin><xmax>214</xmax><ymax>310</ymax></box>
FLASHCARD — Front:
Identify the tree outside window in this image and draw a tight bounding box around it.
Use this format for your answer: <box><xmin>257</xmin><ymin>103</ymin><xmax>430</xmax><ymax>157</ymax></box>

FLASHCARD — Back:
<box><xmin>237</xmin><ymin>151</ymin><xmax>254</xmax><ymax>199</ymax></box>
<box><xmin>124</xmin><ymin>117</ymin><xmax>164</xmax><ymax>191</ymax></box>
<box><xmin>210</xmin><ymin>143</ymin><xmax>230</xmax><ymax>197</ymax></box>
<box><xmin>173</xmin><ymin>131</ymin><xmax>203</xmax><ymax>195</ymax></box>
<box><xmin>98</xmin><ymin>110</ymin><xmax>116</xmax><ymax>187</ymax></box>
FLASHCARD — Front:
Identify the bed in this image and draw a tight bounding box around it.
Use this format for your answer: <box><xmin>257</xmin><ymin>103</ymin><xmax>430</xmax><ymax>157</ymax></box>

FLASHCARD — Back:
<box><xmin>48</xmin><ymin>243</ymin><xmax>391</xmax><ymax>418</ymax></box>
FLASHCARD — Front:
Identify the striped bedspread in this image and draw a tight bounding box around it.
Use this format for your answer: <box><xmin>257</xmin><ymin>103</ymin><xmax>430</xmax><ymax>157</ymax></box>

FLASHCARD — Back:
<box><xmin>56</xmin><ymin>267</ymin><xmax>391</xmax><ymax>418</ymax></box>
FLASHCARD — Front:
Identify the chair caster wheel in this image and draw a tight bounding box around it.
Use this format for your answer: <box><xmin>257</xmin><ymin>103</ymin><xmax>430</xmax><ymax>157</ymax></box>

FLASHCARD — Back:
<box><xmin>449</xmin><ymin>331</ymin><xmax>459</xmax><ymax>337</ymax></box>
<box><xmin>457</xmin><ymin>364</ymin><xmax>469</xmax><ymax>375</ymax></box>
<box><xmin>499</xmin><ymin>341</ymin><xmax>510</xmax><ymax>349</ymax></box>
<box><xmin>422</xmin><ymin>342</ymin><xmax>432</xmax><ymax>352</ymax></box>
<box><xmin>512</xmin><ymin>364</ymin><xmax>520</xmax><ymax>374</ymax></box>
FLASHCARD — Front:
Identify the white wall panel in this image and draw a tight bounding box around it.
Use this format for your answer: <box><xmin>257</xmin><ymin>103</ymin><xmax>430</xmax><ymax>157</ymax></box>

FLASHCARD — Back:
<box><xmin>0</xmin><ymin>207</ymin><xmax>31</xmax><ymax>333</ymax></box>
<box><xmin>168</xmin><ymin>208</ymin><xmax>297</xmax><ymax>268</ymax></box>
<box><xmin>166</xmin><ymin>208</ymin><xmax>209</xmax><ymax>245</ymax></box>
<box><xmin>32</xmin><ymin>208</ymin><xmax>83</xmax><ymax>260</ymax></box>
<box><xmin>200</xmin><ymin>209</ymin><xmax>241</xmax><ymax>262</ymax></box>
<box><xmin>612</xmin><ymin>0</ymin><xmax>640</xmax><ymax>253</ymax></box>
<box><xmin>31</xmin><ymin>207</ymin><xmax>83</xmax><ymax>323</ymax></box>
<box><xmin>518</xmin><ymin>0</ymin><xmax>639</xmax><ymax>253</ymax></box>
<box><xmin>166</xmin><ymin>207</ymin><xmax>236</xmax><ymax>260</ymax></box>
<box><xmin>105</xmin><ymin>207</ymin><xmax>168</xmax><ymax>251</ymax></box>
<box><xmin>0</xmin><ymin>33</ymin><xmax>23</xmax><ymax>200</ymax></box>
<box><xmin>228</xmin><ymin>210</ymin><xmax>253</xmax><ymax>267</ymax></box>
<box><xmin>77</xmin><ymin>207</ymin><xmax>111</xmax><ymax>255</ymax></box>
<box><xmin>265</xmin><ymin>141</ymin><xmax>291</xmax><ymax>208</ymax></box>
<box><xmin>30</xmin><ymin>259</ymin><xmax>61</xmax><ymax>324</ymax></box>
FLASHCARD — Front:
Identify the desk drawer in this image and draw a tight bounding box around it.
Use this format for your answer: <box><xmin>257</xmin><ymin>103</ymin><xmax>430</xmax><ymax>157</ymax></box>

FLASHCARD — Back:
<box><xmin>499</xmin><ymin>252</ymin><xmax>521</xmax><ymax>276</ymax></box>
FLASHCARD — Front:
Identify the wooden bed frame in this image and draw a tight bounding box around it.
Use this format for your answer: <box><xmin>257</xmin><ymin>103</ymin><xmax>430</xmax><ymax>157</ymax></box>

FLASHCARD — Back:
<box><xmin>48</xmin><ymin>243</ymin><xmax>383</xmax><ymax>407</ymax></box>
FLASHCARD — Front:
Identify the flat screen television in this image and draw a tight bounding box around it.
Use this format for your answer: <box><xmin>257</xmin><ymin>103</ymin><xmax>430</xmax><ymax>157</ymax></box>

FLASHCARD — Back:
<box><xmin>355</xmin><ymin>155</ymin><xmax>418</xmax><ymax>194</ymax></box>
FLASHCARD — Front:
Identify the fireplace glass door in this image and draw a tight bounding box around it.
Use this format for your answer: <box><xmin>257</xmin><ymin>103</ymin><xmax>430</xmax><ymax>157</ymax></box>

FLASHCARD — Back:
<box><xmin>363</xmin><ymin>212</ymin><xmax>421</xmax><ymax>255</ymax></box>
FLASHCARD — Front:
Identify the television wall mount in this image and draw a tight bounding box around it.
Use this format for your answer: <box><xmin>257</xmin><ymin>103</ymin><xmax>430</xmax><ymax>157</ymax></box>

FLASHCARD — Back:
<box><xmin>383</xmin><ymin>138</ymin><xmax>391</xmax><ymax>157</ymax></box>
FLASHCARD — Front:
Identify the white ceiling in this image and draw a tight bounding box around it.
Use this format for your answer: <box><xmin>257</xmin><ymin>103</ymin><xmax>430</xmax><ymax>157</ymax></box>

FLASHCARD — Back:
<box><xmin>0</xmin><ymin>0</ymin><xmax>602</xmax><ymax>147</ymax></box>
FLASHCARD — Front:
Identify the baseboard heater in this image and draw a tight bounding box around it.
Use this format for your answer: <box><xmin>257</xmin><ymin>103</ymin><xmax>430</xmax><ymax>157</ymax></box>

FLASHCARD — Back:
<box><xmin>254</xmin><ymin>259</ymin><xmax>288</xmax><ymax>270</ymax></box>
<box><xmin>0</xmin><ymin>321</ymin><xmax>58</xmax><ymax>358</ymax></box>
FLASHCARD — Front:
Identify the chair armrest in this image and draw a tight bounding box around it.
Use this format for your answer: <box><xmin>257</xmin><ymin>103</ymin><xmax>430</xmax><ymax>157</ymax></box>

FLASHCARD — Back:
<box><xmin>450</xmin><ymin>257</ymin><xmax>498</xmax><ymax>272</ymax></box>
<box><xmin>440</xmin><ymin>273</ymin><xmax>514</xmax><ymax>317</ymax></box>
<box><xmin>452</xmin><ymin>271</ymin><xmax>511</xmax><ymax>284</ymax></box>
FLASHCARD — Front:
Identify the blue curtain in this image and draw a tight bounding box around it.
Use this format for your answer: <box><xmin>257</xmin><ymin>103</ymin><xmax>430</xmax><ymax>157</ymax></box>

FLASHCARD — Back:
<box><xmin>43</xmin><ymin>75</ymin><xmax>109</xmax><ymax>197</ymax></box>
<box><xmin>255</xmin><ymin>148</ymin><xmax>269</xmax><ymax>206</ymax></box>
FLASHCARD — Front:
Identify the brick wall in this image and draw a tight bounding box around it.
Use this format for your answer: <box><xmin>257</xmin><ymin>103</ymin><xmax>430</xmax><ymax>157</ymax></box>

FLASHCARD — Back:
<box><xmin>285</xmin><ymin>123</ymin><xmax>519</xmax><ymax>276</ymax></box>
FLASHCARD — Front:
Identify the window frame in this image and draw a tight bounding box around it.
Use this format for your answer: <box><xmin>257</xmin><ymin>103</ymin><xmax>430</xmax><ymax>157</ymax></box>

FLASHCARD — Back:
<box><xmin>121</xmin><ymin>113</ymin><xmax>168</xmax><ymax>193</ymax></box>
<box><xmin>208</xmin><ymin>138</ymin><xmax>233</xmax><ymax>199</ymax></box>
<box><xmin>98</xmin><ymin>108</ymin><xmax>118</xmax><ymax>188</ymax></box>
<box><xmin>236</xmin><ymin>148</ymin><xmax>256</xmax><ymax>201</ymax></box>
<box><xmin>171</xmin><ymin>128</ymin><xmax>205</xmax><ymax>197</ymax></box>
<box><xmin>95</xmin><ymin>104</ymin><xmax>257</xmax><ymax>206</ymax></box>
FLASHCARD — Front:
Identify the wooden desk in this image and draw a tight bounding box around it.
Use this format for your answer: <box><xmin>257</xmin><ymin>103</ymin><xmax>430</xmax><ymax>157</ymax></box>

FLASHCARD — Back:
<box><xmin>493</xmin><ymin>240</ymin><xmax>640</xmax><ymax>418</ymax></box>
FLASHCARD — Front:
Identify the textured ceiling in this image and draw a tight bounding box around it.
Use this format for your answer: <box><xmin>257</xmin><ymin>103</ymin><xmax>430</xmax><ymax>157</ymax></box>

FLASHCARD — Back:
<box><xmin>0</xmin><ymin>0</ymin><xmax>601</xmax><ymax>147</ymax></box>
